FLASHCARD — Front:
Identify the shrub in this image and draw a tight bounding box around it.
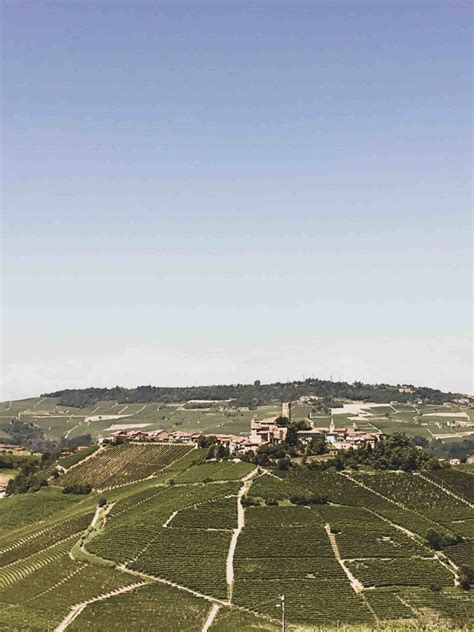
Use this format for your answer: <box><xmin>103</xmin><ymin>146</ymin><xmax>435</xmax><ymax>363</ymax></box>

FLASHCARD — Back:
<box><xmin>459</xmin><ymin>565</ymin><xmax>474</xmax><ymax>590</ymax></box>
<box><xmin>62</xmin><ymin>484</ymin><xmax>92</xmax><ymax>495</ymax></box>
<box><xmin>277</xmin><ymin>458</ymin><xmax>291</xmax><ymax>471</ymax></box>
<box><xmin>289</xmin><ymin>494</ymin><xmax>328</xmax><ymax>506</ymax></box>
<box><xmin>265</xmin><ymin>498</ymin><xmax>278</xmax><ymax>507</ymax></box>
<box><xmin>426</xmin><ymin>529</ymin><xmax>463</xmax><ymax>550</ymax></box>
<box><xmin>242</xmin><ymin>496</ymin><xmax>260</xmax><ymax>507</ymax></box>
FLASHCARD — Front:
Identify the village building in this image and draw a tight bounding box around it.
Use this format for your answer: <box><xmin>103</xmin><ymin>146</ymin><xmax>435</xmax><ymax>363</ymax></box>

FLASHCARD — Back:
<box><xmin>249</xmin><ymin>417</ymin><xmax>288</xmax><ymax>445</ymax></box>
<box><xmin>298</xmin><ymin>418</ymin><xmax>381</xmax><ymax>450</ymax></box>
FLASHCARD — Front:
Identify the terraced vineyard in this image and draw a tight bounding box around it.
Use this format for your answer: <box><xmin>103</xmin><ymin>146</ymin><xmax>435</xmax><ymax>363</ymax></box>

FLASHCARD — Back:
<box><xmin>1</xmin><ymin>457</ymin><xmax>473</xmax><ymax>631</ymax></box>
<box><xmin>56</xmin><ymin>443</ymin><xmax>194</xmax><ymax>489</ymax></box>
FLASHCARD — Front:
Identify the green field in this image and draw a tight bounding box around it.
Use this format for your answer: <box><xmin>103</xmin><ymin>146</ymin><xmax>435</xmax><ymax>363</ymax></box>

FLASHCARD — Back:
<box><xmin>1</xmin><ymin>452</ymin><xmax>473</xmax><ymax>630</ymax></box>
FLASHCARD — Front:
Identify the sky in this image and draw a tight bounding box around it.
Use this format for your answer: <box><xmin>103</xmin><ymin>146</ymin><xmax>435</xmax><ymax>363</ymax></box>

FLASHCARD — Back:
<box><xmin>1</xmin><ymin>0</ymin><xmax>472</xmax><ymax>400</ymax></box>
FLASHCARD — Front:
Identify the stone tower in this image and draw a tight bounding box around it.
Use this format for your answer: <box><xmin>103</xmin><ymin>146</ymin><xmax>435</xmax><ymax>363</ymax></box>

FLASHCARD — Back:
<box><xmin>282</xmin><ymin>401</ymin><xmax>292</xmax><ymax>422</ymax></box>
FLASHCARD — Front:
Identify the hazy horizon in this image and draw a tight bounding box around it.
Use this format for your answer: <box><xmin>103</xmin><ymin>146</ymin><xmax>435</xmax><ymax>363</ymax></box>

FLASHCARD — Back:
<box><xmin>2</xmin><ymin>1</ymin><xmax>472</xmax><ymax>401</ymax></box>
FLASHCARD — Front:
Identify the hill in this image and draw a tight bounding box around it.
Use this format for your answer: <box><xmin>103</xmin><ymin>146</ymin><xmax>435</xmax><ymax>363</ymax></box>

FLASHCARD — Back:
<box><xmin>44</xmin><ymin>378</ymin><xmax>459</xmax><ymax>408</ymax></box>
<box><xmin>1</xmin><ymin>390</ymin><xmax>472</xmax><ymax>461</ymax></box>
<box><xmin>0</xmin><ymin>444</ymin><xmax>473</xmax><ymax>631</ymax></box>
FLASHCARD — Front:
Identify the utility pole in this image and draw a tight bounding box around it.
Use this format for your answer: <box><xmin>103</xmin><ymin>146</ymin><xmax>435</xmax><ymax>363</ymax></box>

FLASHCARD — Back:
<box><xmin>276</xmin><ymin>594</ymin><xmax>285</xmax><ymax>632</ymax></box>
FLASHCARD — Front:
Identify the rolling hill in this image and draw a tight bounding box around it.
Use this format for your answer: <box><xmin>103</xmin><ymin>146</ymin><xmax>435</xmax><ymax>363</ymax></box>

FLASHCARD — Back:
<box><xmin>1</xmin><ymin>443</ymin><xmax>473</xmax><ymax>631</ymax></box>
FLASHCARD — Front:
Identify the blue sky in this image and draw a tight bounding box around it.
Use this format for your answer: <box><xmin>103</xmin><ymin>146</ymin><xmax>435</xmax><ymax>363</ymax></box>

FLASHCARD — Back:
<box><xmin>2</xmin><ymin>1</ymin><xmax>472</xmax><ymax>399</ymax></box>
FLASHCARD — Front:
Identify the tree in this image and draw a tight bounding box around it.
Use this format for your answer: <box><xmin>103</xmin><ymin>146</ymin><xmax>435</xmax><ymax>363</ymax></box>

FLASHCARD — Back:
<box><xmin>198</xmin><ymin>435</ymin><xmax>217</xmax><ymax>449</ymax></box>
<box><xmin>285</xmin><ymin>425</ymin><xmax>298</xmax><ymax>446</ymax></box>
<box><xmin>459</xmin><ymin>565</ymin><xmax>474</xmax><ymax>590</ymax></box>
<box><xmin>277</xmin><ymin>457</ymin><xmax>291</xmax><ymax>471</ymax></box>
<box><xmin>308</xmin><ymin>435</ymin><xmax>326</xmax><ymax>455</ymax></box>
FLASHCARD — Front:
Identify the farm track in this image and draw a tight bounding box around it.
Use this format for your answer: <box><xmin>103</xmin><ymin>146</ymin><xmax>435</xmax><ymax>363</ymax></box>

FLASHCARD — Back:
<box><xmin>162</xmin><ymin>510</ymin><xmax>178</xmax><ymax>527</ymax></box>
<box><xmin>116</xmin><ymin>564</ymin><xmax>282</xmax><ymax>627</ymax></box>
<box><xmin>117</xmin><ymin>564</ymin><xmax>230</xmax><ymax>606</ymax></box>
<box><xmin>226</xmin><ymin>468</ymin><xmax>258</xmax><ymax>602</ymax></box>
<box><xmin>53</xmin><ymin>581</ymin><xmax>147</xmax><ymax>632</ymax></box>
<box><xmin>202</xmin><ymin>603</ymin><xmax>220</xmax><ymax>632</ymax></box>
<box><xmin>324</xmin><ymin>523</ymin><xmax>378</xmax><ymax>623</ymax></box>
<box><xmin>324</xmin><ymin>524</ymin><xmax>364</xmax><ymax>593</ymax></box>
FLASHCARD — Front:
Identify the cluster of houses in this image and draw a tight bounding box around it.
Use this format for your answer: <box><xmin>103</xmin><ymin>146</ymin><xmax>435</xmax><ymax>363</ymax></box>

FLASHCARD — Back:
<box><xmin>249</xmin><ymin>415</ymin><xmax>381</xmax><ymax>451</ymax></box>
<box><xmin>296</xmin><ymin>418</ymin><xmax>381</xmax><ymax>450</ymax></box>
<box><xmin>101</xmin><ymin>429</ymin><xmax>256</xmax><ymax>453</ymax></box>
<box><xmin>101</xmin><ymin>404</ymin><xmax>382</xmax><ymax>454</ymax></box>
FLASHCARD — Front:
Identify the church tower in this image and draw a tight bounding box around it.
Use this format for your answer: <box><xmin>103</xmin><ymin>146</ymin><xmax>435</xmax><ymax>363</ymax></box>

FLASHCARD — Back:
<box><xmin>329</xmin><ymin>417</ymin><xmax>335</xmax><ymax>433</ymax></box>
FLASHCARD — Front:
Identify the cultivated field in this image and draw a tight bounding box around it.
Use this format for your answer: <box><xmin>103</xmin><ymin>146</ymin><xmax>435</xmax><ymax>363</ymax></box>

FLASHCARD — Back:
<box><xmin>56</xmin><ymin>443</ymin><xmax>194</xmax><ymax>490</ymax></box>
<box><xmin>1</xmin><ymin>452</ymin><xmax>473</xmax><ymax>631</ymax></box>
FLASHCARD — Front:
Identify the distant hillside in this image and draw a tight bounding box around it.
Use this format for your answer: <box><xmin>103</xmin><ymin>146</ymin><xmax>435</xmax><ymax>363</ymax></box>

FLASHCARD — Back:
<box><xmin>44</xmin><ymin>378</ymin><xmax>459</xmax><ymax>409</ymax></box>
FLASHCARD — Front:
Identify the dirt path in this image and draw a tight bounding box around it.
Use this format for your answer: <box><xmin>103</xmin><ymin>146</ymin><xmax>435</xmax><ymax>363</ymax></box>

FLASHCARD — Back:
<box><xmin>117</xmin><ymin>564</ymin><xmax>281</xmax><ymax>627</ymax></box>
<box><xmin>225</xmin><ymin>468</ymin><xmax>258</xmax><ymax>602</ymax></box>
<box><xmin>118</xmin><ymin>565</ymin><xmax>230</xmax><ymax>606</ymax></box>
<box><xmin>202</xmin><ymin>603</ymin><xmax>220</xmax><ymax>632</ymax></box>
<box><xmin>53</xmin><ymin>581</ymin><xmax>147</xmax><ymax>632</ymax></box>
<box><xmin>162</xmin><ymin>510</ymin><xmax>178</xmax><ymax>528</ymax></box>
<box><xmin>60</xmin><ymin>446</ymin><xmax>105</xmax><ymax>474</ymax></box>
<box><xmin>64</xmin><ymin>424</ymin><xmax>79</xmax><ymax>439</ymax></box>
<box><xmin>324</xmin><ymin>524</ymin><xmax>363</xmax><ymax>593</ymax></box>
<box><xmin>70</xmin><ymin>502</ymin><xmax>115</xmax><ymax>563</ymax></box>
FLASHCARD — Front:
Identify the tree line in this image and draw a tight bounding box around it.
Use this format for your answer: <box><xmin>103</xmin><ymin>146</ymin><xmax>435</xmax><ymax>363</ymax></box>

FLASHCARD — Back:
<box><xmin>44</xmin><ymin>378</ymin><xmax>457</xmax><ymax>409</ymax></box>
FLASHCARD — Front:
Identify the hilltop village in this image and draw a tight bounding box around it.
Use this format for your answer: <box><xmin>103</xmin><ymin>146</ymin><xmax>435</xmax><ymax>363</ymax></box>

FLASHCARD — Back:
<box><xmin>101</xmin><ymin>400</ymin><xmax>382</xmax><ymax>455</ymax></box>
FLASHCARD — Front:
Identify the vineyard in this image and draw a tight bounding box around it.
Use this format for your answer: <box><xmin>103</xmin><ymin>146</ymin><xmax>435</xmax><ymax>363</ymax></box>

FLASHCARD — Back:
<box><xmin>425</xmin><ymin>469</ymin><xmax>474</xmax><ymax>503</ymax></box>
<box><xmin>56</xmin><ymin>443</ymin><xmax>194</xmax><ymax>489</ymax></box>
<box><xmin>1</xmin><ymin>458</ymin><xmax>473</xmax><ymax>630</ymax></box>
